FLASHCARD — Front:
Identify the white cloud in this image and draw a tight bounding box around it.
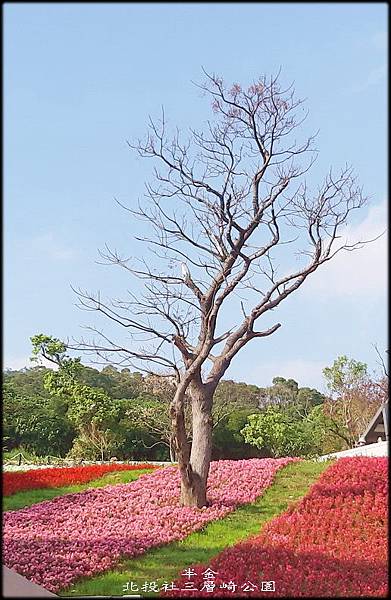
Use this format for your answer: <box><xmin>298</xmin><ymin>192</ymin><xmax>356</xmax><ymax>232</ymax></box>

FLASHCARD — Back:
<box><xmin>302</xmin><ymin>199</ymin><xmax>387</xmax><ymax>299</ymax></box>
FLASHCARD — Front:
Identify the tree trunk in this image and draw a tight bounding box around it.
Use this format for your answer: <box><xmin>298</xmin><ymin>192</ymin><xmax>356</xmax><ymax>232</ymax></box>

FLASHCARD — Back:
<box><xmin>180</xmin><ymin>387</ymin><xmax>213</xmax><ymax>508</ymax></box>
<box><xmin>170</xmin><ymin>387</ymin><xmax>192</xmax><ymax>502</ymax></box>
<box><xmin>170</xmin><ymin>378</ymin><xmax>215</xmax><ymax>508</ymax></box>
<box><xmin>169</xmin><ymin>437</ymin><xmax>177</xmax><ymax>463</ymax></box>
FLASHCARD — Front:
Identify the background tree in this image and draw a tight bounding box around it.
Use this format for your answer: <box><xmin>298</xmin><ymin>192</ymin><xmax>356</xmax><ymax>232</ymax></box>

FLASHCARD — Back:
<box><xmin>3</xmin><ymin>365</ymin><xmax>57</xmax><ymax>402</ymax></box>
<box><xmin>31</xmin><ymin>335</ymin><xmax>124</xmax><ymax>461</ymax></box>
<box><xmin>240</xmin><ymin>404</ymin><xmax>328</xmax><ymax>458</ymax></box>
<box><xmin>258</xmin><ymin>377</ymin><xmax>297</xmax><ymax>408</ymax></box>
<box><xmin>63</xmin><ymin>72</ymin><xmax>371</xmax><ymax>506</ymax></box>
<box><xmin>257</xmin><ymin>377</ymin><xmax>325</xmax><ymax>413</ymax></box>
<box><xmin>322</xmin><ymin>355</ymin><xmax>384</xmax><ymax>448</ymax></box>
<box><xmin>3</xmin><ymin>374</ymin><xmax>76</xmax><ymax>457</ymax></box>
<box><xmin>213</xmin><ymin>380</ymin><xmax>260</xmax><ymax>412</ymax></box>
<box><xmin>3</xmin><ymin>380</ymin><xmax>22</xmax><ymax>451</ymax></box>
<box><xmin>323</xmin><ymin>355</ymin><xmax>367</xmax><ymax>395</ymax></box>
<box><xmin>4</xmin><ymin>360</ymin><xmax>271</xmax><ymax>462</ymax></box>
<box><xmin>69</xmin><ymin>364</ymin><xmax>144</xmax><ymax>399</ymax></box>
<box><xmin>212</xmin><ymin>408</ymin><xmax>260</xmax><ymax>459</ymax></box>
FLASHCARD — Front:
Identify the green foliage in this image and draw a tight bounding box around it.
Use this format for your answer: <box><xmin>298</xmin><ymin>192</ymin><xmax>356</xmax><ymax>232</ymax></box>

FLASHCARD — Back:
<box><xmin>67</xmin><ymin>386</ymin><xmax>119</xmax><ymax>428</ymax></box>
<box><xmin>321</xmin><ymin>355</ymin><xmax>382</xmax><ymax>449</ymax></box>
<box><xmin>3</xmin><ymin>333</ymin><xmax>335</xmax><ymax>462</ymax></box>
<box><xmin>241</xmin><ymin>405</ymin><xmax>329</xmax><ymax>458</ymax></box>
<box><xmin>2</xmin><ymin>378</ymin><xmax>76</xmax><ymax>456</ymax></box>
<box><xmin>4</xmin><ymin>357</ymin><xmax>331</xmax><ymax>462</ymax></box>
<box><xmin>257</xmin><ymin>377</ymin><xmax>326</xmax><ymax>431</ymax></box>
<box><xmin>212</xmin><ymin>409</ymin><xmax>261</xmax><ymax>459</ymax></box>
<box><xmin>3</xmin><ymin>366</ymin><xmax>54</xmax><ymax>401</ymax></box>
<box><xmin>78</xmin><ymin>365</ymin><xmax>144</xmax><ymax>399</ymax></box>
<box><xmin>3</xmin><ymin>361</ymin><xmax>167</xmax><ymax>461</ymax></box>
<box><xmin>31</xmin><ymin>334</ymin><xmax>67</xmax><ymax>363</ymax></box>
<box><xmin>30</xmin><ymin>334</ymin><xmax>125</xmax><ymax>460</ymax></box>
<box><xmin>323</xmin><ymin>355</ymin><xmax>368</xmax><ymax>394</ymax></box>
<box><xmin>272</xmin><ymin>377</ymin><xmax>299</xmax><ymax>393</ymax></box>
<box><xmin>13</xmin><ymin>411</ymin><xmax>75</xmax><ymax>457</ymax></box>
<box><xmin>296</xmin><ymin>387</ymin><xmax>325</xmax><ymax>411</ymax></box>
<box><xmin>3</xmin><ymin>381</ymin><xmax>21</xmax><ymax>449</ymax></box>
<box><xmin>66</xmin><ymin>428</ymin><xmax>125</xmax><ymax>461</ymax></box>
<box><xmin>114</xmin><ymin>398</ymin><xmax>165</xmax><ymax>460</ymax></box>
<box><xmin>241</xmin><ymin>409</ymin><xmax>286</xmax><ymax>456</ymax></box>
<box><xmin>214</xmin><ymin>380</ymin><xmax>261</xmax><ymax>411</ymax></box>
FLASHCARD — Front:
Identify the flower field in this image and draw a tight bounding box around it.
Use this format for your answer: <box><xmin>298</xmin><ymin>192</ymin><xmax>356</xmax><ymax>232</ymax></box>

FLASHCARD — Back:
<box><xmin>3</xmin><ymin>458</ymin><xmax>295</xmax><ymax>593</ymax></box>
<box><xmin>3</xmin><ymin>463</ymin><xmax>158</xmax><ymax>496</ymax></box>
<box><xmin>164</xmin><ymin>457</ymin><xmax>388</xmax><ymax>597</ymax></box>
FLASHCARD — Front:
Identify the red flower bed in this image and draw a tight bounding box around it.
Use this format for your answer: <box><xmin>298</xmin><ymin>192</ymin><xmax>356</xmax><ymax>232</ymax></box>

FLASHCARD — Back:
<box><xmin>3</xmin><ymin>463</ymin><xmax>158</xmax><ymax>496</ymax></box>
<box><xmin>164</xmin><ymin>457</ymin><xmax>388</xmax><ymax>597</ymax></box>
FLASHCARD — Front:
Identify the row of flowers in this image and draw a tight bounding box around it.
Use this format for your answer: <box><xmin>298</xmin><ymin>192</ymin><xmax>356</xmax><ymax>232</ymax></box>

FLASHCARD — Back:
<box><xmin>3</xmin><ymin>458</ymin><xmax>296</xmax><ymax>592</ymax></box>
<box><xmin>164</xmin><ymin>457</ymin><xmax>388</xmax><ymax>597</ymax></box>
<box><xmin>3</xmin><ymin>463</ymin><xmax>158</xmax><ymax>496</ymax></box>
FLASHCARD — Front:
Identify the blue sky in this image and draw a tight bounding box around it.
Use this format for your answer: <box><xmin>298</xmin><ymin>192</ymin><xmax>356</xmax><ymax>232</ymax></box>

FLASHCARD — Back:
<box><xmin>4</xmin><ymin>3</ymin><xmax>388</xmax><ymax>391</ymax></box>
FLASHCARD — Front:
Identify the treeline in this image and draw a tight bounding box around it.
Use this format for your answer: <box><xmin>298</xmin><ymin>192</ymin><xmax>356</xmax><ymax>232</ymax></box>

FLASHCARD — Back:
<box><xmin>3</xmin><ymin>355</ymin><xmax>387</xmax><ymax>461</ymax></box>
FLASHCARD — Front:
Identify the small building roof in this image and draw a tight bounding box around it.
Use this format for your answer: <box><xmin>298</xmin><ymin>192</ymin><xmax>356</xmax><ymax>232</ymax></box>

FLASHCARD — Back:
<box><xmin>359</xmin><ymin>400</ymin><xmax>389</xmax><ymax>444</ymax></box>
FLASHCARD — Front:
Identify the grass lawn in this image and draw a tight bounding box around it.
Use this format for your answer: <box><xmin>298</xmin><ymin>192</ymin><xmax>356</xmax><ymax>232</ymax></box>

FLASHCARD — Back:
<box><xmin>3</xmin><ymin>469</ymin><xmax>155</xmax><ymax>512</ymax></box>
<box><xmin>58</xmin><ymin>459</ymin><xmax>331</xmax><ymax>597</ymax></box>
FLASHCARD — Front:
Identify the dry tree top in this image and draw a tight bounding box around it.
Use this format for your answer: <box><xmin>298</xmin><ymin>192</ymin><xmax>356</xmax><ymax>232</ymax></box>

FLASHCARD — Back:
<box><xmin>73</xmin><ymin>71</ymin><xmax>370</xmax><ymax>386</ymax></box>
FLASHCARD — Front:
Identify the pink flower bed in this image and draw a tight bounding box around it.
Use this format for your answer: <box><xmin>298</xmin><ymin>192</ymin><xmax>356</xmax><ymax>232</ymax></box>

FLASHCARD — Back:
<box><xmin>3</xmin><ymin>458</ymin><xmax>296</xmax><ymax>592</ymax></box>
<box><xmin>164</xmin><ymin>457</ymin><xmax>388</xmax><ymax>597</ymax></box>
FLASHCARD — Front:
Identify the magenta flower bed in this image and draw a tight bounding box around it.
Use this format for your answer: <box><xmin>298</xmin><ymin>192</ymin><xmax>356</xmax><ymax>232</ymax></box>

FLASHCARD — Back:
<box><xmin>3</xmin><ymin>458</ymin><xmax>296</xmax><ymax>592</ymax></box>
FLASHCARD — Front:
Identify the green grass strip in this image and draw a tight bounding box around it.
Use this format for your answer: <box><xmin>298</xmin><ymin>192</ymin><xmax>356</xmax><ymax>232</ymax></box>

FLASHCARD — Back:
<box><xmin>59</xmin><ymin>459</ymin><xmax>331</xmax><ymax>597</ymax></box>
<box><xmin>3</xmin><ymin>469</ymin><xmax>155</xmax><ymax>512</ymax></box>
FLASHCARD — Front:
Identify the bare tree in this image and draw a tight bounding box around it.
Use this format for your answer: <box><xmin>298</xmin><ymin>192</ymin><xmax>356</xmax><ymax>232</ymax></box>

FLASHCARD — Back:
<box><xmin>71</xmin><ymin>71</ymin><xmax>375</xmax><ymax>507</ymax></box>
